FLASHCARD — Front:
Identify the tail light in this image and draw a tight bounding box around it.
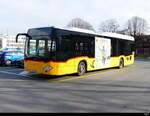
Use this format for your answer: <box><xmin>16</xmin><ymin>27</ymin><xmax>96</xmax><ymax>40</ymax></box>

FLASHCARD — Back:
<box><xmin>2</xmin><ymin>56</ymin><xmax>8</xmax><ymax>58</ymax></box>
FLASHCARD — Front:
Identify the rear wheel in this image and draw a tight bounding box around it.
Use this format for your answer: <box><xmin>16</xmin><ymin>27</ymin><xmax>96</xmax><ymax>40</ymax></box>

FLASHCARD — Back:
<box><xmin>77</xmin><ymin>62</ymin><xmax>87</xmax><ymax>76</ymax></box>
<box><xmin>118</xmin><ymin>58</ymin><xmax>124</xmax><ymax>69</ymax></box>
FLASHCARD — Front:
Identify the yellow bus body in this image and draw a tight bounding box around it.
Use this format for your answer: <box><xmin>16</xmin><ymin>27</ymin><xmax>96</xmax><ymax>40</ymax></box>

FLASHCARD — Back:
<box><xmin>24</xmin><ymin>54</ymin><xmax>134</xmax><ymax>76</ymax></box>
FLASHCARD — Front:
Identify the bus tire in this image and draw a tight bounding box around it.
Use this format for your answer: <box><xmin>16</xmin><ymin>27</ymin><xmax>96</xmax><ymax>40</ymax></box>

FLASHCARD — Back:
<box><xmin>77</xmin><ymin>61</ymin><xmax>87</xmax><ymax>76</ymax></box>
<box><xmin>118</xmin><ymin>58</ymin><xmax>124</xmax><ymax>69</ymax></box>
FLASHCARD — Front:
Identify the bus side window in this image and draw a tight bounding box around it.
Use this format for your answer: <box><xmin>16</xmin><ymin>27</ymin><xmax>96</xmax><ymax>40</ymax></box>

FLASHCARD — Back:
<box><xmin>118</xmin><ymin>40</ymin><xmax>125</xmax><ymax>55</ymax></box>
<box><xmin>122</xmin><ymin>41</ymin><xmax>134</xmax><ymax>56</ymax></box>
<box><xmin>111</xmin><ymin>38</ymin><xmax>118</xmax><ymax>56</ymax></box>
<box><xmin>61</xmin><ymin>36</ymin><xmax>72</xmax><ymax>51</ymax></box>
<box><xmin>90</xmin><ymin>41</ymin><xmax>94</xmax><ymax>57</ymax></box>
<box><xmin>75</xmin><ymin>42</ymin><xmax>79</xmax><ymax>51</ymax></box>
<box><xmin>80</xmin><ymin>43</ymin><xmax>84</xmax><ymax>51</ymax></box>
<box><xmin>124</xmin><ymin>41</ymin><xmax>131</xmax><ymax>55</ymax></box>
<box><xmin>131</xmin><ymin>42</ymin><xmax>135</xmax><ymax>52</ymax></box>
<box><xmin>74</xmin><ymin>41</ymin><xmax>88</xmax><ymax>56</ymax></box>
<box><xmin>118</xmin><ymin>40</ymin><xmax>134</xmax><ymax>56</ymax></box>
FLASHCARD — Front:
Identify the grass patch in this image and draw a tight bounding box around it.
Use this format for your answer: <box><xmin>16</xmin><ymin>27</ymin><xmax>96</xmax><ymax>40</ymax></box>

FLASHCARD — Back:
<box><xmin>135</xmin><ymin>54</ymin><xmax>150</xmax><ymax>58</ymax></box>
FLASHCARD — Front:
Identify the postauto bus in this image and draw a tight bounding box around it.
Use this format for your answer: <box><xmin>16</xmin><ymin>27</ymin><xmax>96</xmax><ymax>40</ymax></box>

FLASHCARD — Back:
<box><xmin>16</xmin><ymin>27</ymin><xmax>135</xmax><ymax>76</ymax></box>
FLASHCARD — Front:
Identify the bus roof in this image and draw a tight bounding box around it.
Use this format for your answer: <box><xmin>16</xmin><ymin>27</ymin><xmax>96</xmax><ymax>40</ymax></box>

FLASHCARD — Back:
<box><xmin>99</xmin><ymin>32</ymin><xmax>135</xmax><ymax>41</ymax></box>
<box><xmin>28</xmin><ymin>26</ymin><xmax>135</xmax><ymax>41</ymax></box>
<box><xmin>59</xmin><ymin>27</ymin><xmax>97</xmax><ymax>35</ymax></box>
<box><xmin>57</xmin><ymin>27</ymin><xmax>135</xmax><ymax>41</ymax></box>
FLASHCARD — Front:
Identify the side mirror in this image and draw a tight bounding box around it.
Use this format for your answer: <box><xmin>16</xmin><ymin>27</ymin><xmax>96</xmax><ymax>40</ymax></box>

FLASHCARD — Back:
<box><xmin>16</xmin><ymin>33</ymin><xmax>30</xmax><ymax>43</ymax></box>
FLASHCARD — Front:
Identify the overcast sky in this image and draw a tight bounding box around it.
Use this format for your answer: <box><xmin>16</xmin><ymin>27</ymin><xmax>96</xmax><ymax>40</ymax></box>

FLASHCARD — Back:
<box><xmin>0</xmin><ymin>0</ymin><xmax>150</xmax><ymax>35</ymax></box>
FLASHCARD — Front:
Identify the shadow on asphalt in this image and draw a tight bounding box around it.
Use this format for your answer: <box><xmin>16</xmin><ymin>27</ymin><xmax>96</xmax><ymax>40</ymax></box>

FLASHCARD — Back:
<box><xmin>135</xmin><ymin>57</ymin><xmax>150</xmax><ymax>62</ymax></box>
<box><xmin>25</xmin><ymin>67</ymin><xmax>119</xmax><ymax>81</ymax></box>
<box><xmin>1</xmin><ymin>58</ymin><xmax>148</xmax><ymax>81</ymax></box>
<box><xmin>0</xmin><ymin>64</ymin><xmax>123</xmax><ymax>81</ymax></box>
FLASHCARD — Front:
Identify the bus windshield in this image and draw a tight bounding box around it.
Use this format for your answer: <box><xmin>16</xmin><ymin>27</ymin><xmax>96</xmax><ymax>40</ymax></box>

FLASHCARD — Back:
<box><xmin>27</xmin><ymin>36</ymin><xmax>56</xmax><ymax>58</ymax></box>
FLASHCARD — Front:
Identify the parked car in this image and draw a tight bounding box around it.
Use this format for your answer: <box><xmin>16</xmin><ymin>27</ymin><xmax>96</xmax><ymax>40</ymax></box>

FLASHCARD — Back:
<box><xmin>0</xmin><ymin>51</ymin><xmax>24</xmax><ymax>66</ymax></box>
<box><xmin>14</xmin><ymin>58</ymin><xmax>24</xmax><ymax>68</ymax></box>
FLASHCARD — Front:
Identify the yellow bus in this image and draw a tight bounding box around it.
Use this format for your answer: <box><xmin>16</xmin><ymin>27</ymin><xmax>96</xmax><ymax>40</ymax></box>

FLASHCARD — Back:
<box><xmin>16</xmin><ymin>27</ymin><xmax>135</xmax><ymax>76</ymax></box>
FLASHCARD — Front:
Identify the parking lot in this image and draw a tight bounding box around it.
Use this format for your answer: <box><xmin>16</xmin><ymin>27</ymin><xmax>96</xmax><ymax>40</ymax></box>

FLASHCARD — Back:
<box><xmin>0</xmin><ymin>58</ymin><xmax>150</xmax><ymax>112</ymax></box>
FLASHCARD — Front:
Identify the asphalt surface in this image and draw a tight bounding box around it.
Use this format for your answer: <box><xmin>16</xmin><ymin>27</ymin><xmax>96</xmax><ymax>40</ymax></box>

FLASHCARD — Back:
<box><xmin>0</xmin><ymin>58</ymin><xmax>150</xmax><ymax>113</ymax></box>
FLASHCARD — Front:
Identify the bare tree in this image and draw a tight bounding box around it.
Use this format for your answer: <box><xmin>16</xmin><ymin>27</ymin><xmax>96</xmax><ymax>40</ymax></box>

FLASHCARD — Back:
<box><xmin>99</xmin><ymin>19</ymin><xmax>120</xmax><ymax>33</ymax></box>
<box><xmin>67</xmin><ymin>18</ymin><xmax>95</xmax><ymax>31</ymax></box>
<box><xmin>126</xmin><ymin>16</ymin><xmax>148</xmax><ymax>37</ymax></box>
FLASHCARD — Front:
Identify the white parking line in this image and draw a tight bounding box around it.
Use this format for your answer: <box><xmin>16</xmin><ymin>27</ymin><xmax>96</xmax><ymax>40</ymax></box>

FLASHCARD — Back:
<box><xmin>6</xmin><ymin>68</ymin><xmax>24</xmax><ymax>71</ymax></box>
<box><xmin>19</xmin><ymin>71</ymin><xmax>30</xmax><ymax>75</ymax></box>
<box><xmin>0</xmin><ymin>70</ymin><xmax>32</xmax><ymax>78</ymax></box>
<box><xmin>0</xmin><ymin>70</ymin><xmax>21</xmax><ymax>75</ymax></box>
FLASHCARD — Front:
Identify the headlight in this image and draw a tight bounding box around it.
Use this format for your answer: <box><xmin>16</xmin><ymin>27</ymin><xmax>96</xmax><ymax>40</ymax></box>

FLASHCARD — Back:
<box><xmin>44</xmin><ymin>66</ymin><xmax>52</xmax><ymax>72</ymax></box>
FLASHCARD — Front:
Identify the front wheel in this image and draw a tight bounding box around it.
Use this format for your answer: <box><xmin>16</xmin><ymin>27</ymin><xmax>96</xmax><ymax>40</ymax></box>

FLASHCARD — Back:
<box><xmin>77</xmin><ymin>62</ymin><xmax>87</xmax><ymax>76</ymax></box>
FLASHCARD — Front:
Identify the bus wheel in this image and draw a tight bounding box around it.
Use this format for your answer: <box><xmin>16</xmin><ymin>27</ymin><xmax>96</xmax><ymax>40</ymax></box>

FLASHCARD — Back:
<box><xmin>118</xmin><ymin>58</ymin><xmax>124</xmax><ymax>69</ymax></box>
<box><xmin>77</xmin><ymin>61</ymin><xmax>87</xmax><ymax>76</ymax></box>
